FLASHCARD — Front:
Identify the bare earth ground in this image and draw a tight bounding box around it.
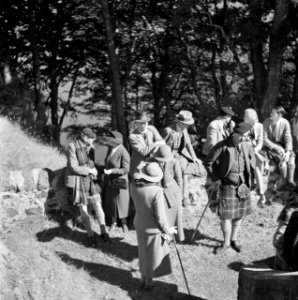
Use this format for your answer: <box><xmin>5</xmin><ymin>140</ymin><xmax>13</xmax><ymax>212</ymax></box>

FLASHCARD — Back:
<box><xmin>0</xmin><ymin>191</ymin><xmax>283</xmax><ymax>300</ymax></box>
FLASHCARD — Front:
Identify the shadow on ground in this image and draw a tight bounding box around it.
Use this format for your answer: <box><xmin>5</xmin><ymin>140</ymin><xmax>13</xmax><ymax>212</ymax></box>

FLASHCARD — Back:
<box><xmin>57</xmin><ymin>251</ymin><xmax>207</xmax><ymax>300</ymax></box>
<box><xmin>228</xmin><ymin>256</ymin><xmax>275</xmax><ymax>272</ymax></box>
<box><xmin>183</xmin><ymin>228</ymin><xmax>222</xmax><ymax>248</ymax></box>
<box><xmin>36</xmin><ymin>226</ymin><xmax>138</xmax><ymax>262</ymax></box>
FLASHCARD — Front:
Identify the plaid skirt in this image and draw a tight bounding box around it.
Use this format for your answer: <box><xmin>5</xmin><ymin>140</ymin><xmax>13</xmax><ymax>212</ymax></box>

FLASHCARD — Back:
<box><xmin>218</xmin><ymin>184</ymin><xmax>252</xmax><ymax>219</ymax></box>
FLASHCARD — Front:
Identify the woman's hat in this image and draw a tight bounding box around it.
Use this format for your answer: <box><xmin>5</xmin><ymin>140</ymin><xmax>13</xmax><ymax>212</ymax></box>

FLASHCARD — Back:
<box><xmin>103</xmin><ymin>130</ymin><xmax>123</xmax><ymax>147</ymax></box>
<box><xmin>134</xmin><ymin>111</ymin><xmax>151</xmax><ymax>123</ymax></box>
<box><xmin>176</xmin><ymin>110</ymin><xmax>194</xmax><ymax>125</ymax></box>
<box><xmin>233</xmin><ymin>122</ymin><xmax>251</xmax><ymax>134</ymax></box>
<box><xmin>134</xmin><ymin>162</ymin><xmax>163</xmax><ymax>182</ymax></box>
<box><xmin>153</xmin><ymin>144</ymin><xmax>173</xmax><ymax>162</ymax></box>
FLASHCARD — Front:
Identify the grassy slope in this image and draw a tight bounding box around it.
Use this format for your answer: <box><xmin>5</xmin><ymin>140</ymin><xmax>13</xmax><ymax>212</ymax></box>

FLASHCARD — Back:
<box><xmin>0</xmin><ymin>117</ymin><xmax>283</xmax><ymax>300</ymax></box>
<box><xmin>1</xmin><ymin>197</ymin><xmax>281</xmax><ymax>300</ymax></box>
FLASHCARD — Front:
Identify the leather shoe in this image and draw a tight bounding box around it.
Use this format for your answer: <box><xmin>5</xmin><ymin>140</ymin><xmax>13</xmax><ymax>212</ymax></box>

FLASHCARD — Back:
<box><xmin>231</xmin><ymin>240</ymin><xmax>241</xmax><ymax>253</ymax></box>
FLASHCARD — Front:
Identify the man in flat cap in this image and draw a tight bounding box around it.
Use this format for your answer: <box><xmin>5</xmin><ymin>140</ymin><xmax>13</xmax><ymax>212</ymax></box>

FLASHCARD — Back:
<box><xmin>162</xmin><ymin>110</ymin><xmax>201</xmax><ymax>207</ymax></box>
<box><xmin>204</xmin><ymin>122</ymin><xmax>256</xmax><ymax>254</ymax></box>
<box><xmin>65</xmin><ymin>127</ymin><xmax>110</xmax><ymax>247</ymax></box>
<box><xmin>202</xmin><ymin>106</ymin><xmax>235</xmax><ymax>156</ymax></box>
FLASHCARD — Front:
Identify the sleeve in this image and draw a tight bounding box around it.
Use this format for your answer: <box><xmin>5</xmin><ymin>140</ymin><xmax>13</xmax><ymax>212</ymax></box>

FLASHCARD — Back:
<box><xmin>263</xmin><ymin>119</ymin><xmax>278</xmax><ymax>150</ymax></box>
<box><xmin>161</xmin><ymin>127</ymin><xmax>174</xmax><ymax>149</ymax></box>
<box><xmin>254</xmin><ymin>123</ymin><xmax>263</xmax><ymax>152</ymax></box>
<box><xmin>284</xmin><ymin>120</ymin><xmax>293</xmax><ymax>152</ymax></box>
<box><xmin>67</xmin><ymin>143</ymin><xmax>90</xmax><ymax>176</ymax></box>
<box><xmin>208</xmin><ymin>123</ymin><xmax>219</xmax><ymax>150</ymax></box>
<box><xmin>152</xmin><ymin>188</ymin><xmax>171</xmax><ymax>234</ymax></box>
<box><xmin>184</xmin><ymin>130</ymin><xmax>197</xmax><ymax>160</ymax></box>
<box><xmin>203</xmin><ymin>143</ymin><xmax>223</xmax><ymax>182</ymax></box>
<box><xmin>151</xmin><ymin>125</ymin><xmax>163</xmax><ymax>142</ymax></box>
<box><xmin>173</xmin><ymin>159</ymin><xmax>183</xmax><ymax>190</ymax></box>
<box><xmin>129</xmin><ymin>134</ymin><xmax>153</xmax><ymax>157</ymax></box>
<box><xmin>109</xmin><ymin>147</ymin><xmax>131</xmax><ymax>176</ymax></box>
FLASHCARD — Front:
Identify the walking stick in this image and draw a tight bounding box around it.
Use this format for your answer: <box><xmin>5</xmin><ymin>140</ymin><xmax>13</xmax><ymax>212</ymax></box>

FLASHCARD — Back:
<box><xmin>190</xmin><ymin>197</ymin><xmax>210</xmax><ymax>244</ymax></box>
<box><xmin>173</xmin><ymin>236</ymin><xmax>192</xmax><ymax>296</ymax></box>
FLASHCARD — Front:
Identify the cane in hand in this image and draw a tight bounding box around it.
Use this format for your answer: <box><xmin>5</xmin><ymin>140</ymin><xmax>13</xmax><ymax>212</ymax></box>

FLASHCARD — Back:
<box><xmin>173</xmin><ymin>236</ymin><xmax>192</xmax><ymax>296</ymax></box>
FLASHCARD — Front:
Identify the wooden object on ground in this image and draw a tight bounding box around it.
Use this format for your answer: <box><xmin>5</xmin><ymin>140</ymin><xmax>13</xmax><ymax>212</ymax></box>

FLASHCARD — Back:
<box><xmin>238</xmin><ymin>266</ymin><xmax>298</xmax><ymax>300</ymax></box>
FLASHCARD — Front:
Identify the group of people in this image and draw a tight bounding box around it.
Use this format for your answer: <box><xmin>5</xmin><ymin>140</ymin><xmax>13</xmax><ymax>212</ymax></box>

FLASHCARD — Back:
<box><xmin>64</xmin><ymin>104</ymin><xmax>297</xmax><ymax>289</ymax></box>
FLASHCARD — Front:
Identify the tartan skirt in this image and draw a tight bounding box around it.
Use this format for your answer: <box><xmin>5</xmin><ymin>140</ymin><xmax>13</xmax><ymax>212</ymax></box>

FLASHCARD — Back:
<box><xmin>218</xmin><ymin>184</ymin><xmax>252</xmax><ymax>219</ymax></box>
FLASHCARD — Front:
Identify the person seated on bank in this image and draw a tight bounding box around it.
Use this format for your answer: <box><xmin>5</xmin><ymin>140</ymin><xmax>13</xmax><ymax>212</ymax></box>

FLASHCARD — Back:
<box><xmin>263</xmin><ymin>106</ymin><xmax>296</xmax><ymax>190</ymax></box>
<box><xmin>243</xmin><ymin>108</ymin><xmax>268</xmax><ymax>208</ymax></box>
<box><xmin>65</xmin><ymin>127</ymin><xmax>110</xmax><ymax>247</ymax></box>
<box><xmin>102</xmin><ymin>130</ymin><xmax>130</xmax><ymax>233</ymax></box>
<box><xmin>204</xmin><ymin>122</ymin><xmax>256</xmax><ymax>254</ymax></box>
<box><xmin>202</xmin><ymin>106</ymin><xmax>235</xmax><ymax>156</ymax></box>
<box><xmin>129</xmin><ymin>111</ymin><xmax>165</xmax><ymax>177</ymax></box>
<box><xmin>130</xmin><ymin>162</ymin><xmax>177</xmax><ymax>290</ymax></box>
<box><xmin>162</xmin><ymin>110</ymin><xmax>201</xmax><ymax>207</ymax></box>
<box><xmin>151</xmin><ymin>144</ymin><xmax>185</xmax><ymax>242</ymax></box>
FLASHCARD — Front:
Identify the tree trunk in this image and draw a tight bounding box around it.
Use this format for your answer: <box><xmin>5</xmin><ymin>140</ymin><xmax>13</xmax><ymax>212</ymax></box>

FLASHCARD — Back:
<box><xmin>291</xmin><ymin>46</ymin><xmax>298</xmax><ymax>108</ymax></box>
<box><xmin>99</xmin><ymin>0</ymin><xmax>128</xmax><ymax>146</ymax></box>
<box><xmin>249</xmin><ymin>0</ymin><xmax>267</xmax><ymax>112</ymax></box>
<box><xmin>261</xmin><ymin>0</ymin><xmax>290</xmax><ymax>119</ymax></box>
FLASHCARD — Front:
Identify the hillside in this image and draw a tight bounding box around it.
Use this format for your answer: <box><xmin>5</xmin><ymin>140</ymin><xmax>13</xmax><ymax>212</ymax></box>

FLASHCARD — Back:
<box><xmin>0</xmin><ymin>117</ymin><xmax>284</xmax><ymax>300</ymax></box>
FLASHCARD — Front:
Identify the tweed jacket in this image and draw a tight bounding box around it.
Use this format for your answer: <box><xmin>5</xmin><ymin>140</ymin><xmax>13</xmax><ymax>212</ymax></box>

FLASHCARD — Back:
<box><xmin>202</xmin><ymin>118</ymin><xmax>231</xmax><ymax>156</ymax></box>
<box><xmin>103</xmin><ymin>144</ymin><xmax>130</xmax><ymax>219</ymax></box>
<box><xmin>65</xmin><ymin>139</ymin><xmax>91</xmax><ymax>188</ymax></box>
<box><xmin>263</xmin><ymin>117</ymin><xmax>293</xmax><ymax>152</ymax></box>
<box><xmin>131</xmin><ymin>184</ymin><xmax>171</xmax><ymax>235</ymax></box>
<box><xmin>204</xmin><ymin>136</ymin><xmax>256</xmax><ymax>187</ymax></box>
<box><xmin>162</xmin><ymin>123</ymin><xmax>197</xmax><ymax>162</ymax></box>
<box><xmin>129</xmin><ymin>125</ymin><xmax>163</xmax><ymax>176</ymax></box>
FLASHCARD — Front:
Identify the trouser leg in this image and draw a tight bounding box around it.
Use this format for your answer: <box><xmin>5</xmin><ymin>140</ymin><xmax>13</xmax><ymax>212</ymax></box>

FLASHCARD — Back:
<box><xmin>255</xmin><ymin>167</ymin><xmax>265</xmax><ymax>195</ymax></box>
<box><xmin>89</xmin><ymin>193</ymin><xmax>107</xmax><ymax>234</ymax></box>
<box><xmin>182</xmin><ymin>174</ymin><xmax>190</xmax><ymax>207</ymax></box>
<box><xmin>79</xmin><ymin>205</ymin><xmax>93</xmax><ymax>237</ymax></box>
<box><xmin>231</xmin><ymin>218</ymin><xmax>242</xmax><ymax>242</ymax></box>
<box><xmin>220</xmin><ymin>219</ymin><xmax>232</xmax><ymax>247</ymax></box>
<box><xmin>287</xmin><ymin>163</ymin><xmax>296</xmax><ymax>185</ymax></box>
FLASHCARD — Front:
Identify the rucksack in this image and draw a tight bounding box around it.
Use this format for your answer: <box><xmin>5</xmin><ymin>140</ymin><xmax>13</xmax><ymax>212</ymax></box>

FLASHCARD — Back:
<box><xmin>283</xmin><ymin>211</ymin><xmax>298</xmax><ymax>271</ymax></box>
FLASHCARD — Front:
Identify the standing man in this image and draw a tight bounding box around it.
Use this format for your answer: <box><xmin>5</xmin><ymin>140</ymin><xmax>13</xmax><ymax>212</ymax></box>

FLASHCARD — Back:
<box><xmin>204</xmin><ymin>123</ymin><xmax>255</xmax><ymax>254</ymax></box>
<box><xmin>65</xmin><ymin>127</ymin><xmax>110</xmax><ymax>247</ymax></box>
<box><xmin>202</xmin><ymin>106</ymin><xmax>235</xmax><ymax>156</ymax></box>
<box><xmin>263</xmin><ymin>106</ymin><xmax>296</xmax><ymax>190</ymax></box>
<box><xmin>129</xmin><ymin>111</ymin><xmax>164</xmax><ymax>177</ymax></box>
<box><xmin>162</xmin><ymin>110</ymin><xmax>200</xmax><ymax>207</ymax></box>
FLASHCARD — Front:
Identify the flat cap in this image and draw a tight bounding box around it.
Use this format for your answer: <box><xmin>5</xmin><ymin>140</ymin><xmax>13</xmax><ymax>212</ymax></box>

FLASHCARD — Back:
<box><xmin>81</xmin><ymin>127</ymin><xmax>96</xmax><ymax>138</ymax></box>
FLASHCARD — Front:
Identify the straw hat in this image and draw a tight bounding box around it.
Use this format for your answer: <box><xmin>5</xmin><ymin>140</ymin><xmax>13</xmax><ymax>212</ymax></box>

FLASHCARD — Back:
<box><xmin>134</xmin><ymin>162</ymin><xmax>163</xmax><ymax>182</ymax></box>
<box><xmin>176</xmin><ymin>110</ymin><xmax>194</xmax><ymax>125</ymax></box>
<box><xmin>103</xmin><ymin>130</ymin><xmax>123</xmax><ymax>147</ymax></box>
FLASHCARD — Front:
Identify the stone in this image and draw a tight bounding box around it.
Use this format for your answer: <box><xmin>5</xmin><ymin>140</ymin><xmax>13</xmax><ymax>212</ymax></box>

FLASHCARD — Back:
<box><xmin>6</xmin><ymin>207</ymin><xmax>19</xmax><ymax>218</ymax></box>
<box><xmin>32</xmin><ymin>168</ymin><xmax>41</xmax><ymax>186</ymax></box>
<box><xmin>22</xmin><ymin>169</ymin><xmax>36</xmax><ymax>191</ymax></box>
<box><xmin>8</xmin><ymin>171</ymin><xmax>24</xmax><ymax>192</ymax></box>
<box><xmin>37</xmin><ymin>168</ymin><xmax>54</xmax><ymax>191</ymax></box>
<box><xmin>25</xmin><ymin>206</ymin><xmax>43</xmax><ymax>216</ymax></box>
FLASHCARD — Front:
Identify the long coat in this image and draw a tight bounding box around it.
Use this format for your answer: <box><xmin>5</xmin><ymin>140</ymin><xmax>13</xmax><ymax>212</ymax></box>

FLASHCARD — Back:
<box><xmin>129</xmin><ymin>125</ymin><xmax>163</xmax><ymax>176</ymax></box>
<box><xmin>103</xmin><ymin>145</ymin><xmax>130</xmax><ymax>220</ymax></box>
<box><xmin>131</xmin><ymin>182</ymin><xmax>172</xmax><ymax>278</ymax></box>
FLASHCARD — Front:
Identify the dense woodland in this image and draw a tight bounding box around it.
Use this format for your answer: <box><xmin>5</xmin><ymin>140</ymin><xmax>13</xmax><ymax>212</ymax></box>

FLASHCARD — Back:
<box><xmin>0</xmin><ymin>0</ymin><xmax>298</xmax><ymax>146</ymax></box>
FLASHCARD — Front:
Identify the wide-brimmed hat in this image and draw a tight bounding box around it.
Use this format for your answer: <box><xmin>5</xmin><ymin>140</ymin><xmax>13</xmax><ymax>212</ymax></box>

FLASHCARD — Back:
<box><xmin>81</xmin><ymin>127</ymin><xmax>96</xmax><ymax>139</ymax></box>
<box><xmin>233</xmin><ymin>122</ymin><xmax>251</xmax><ymax>134</ymax></box>
<box><xmin>134</xmin><ymin>162</ymin><xmax>163</xmax><ymax>182</ymax></box>
<box><xmin>220</xmin><ymin>106</ymin><xmax>235</xmax><ymax>117</ymax></box>
<box><xmin>104</xmin><ymin>130</ymin><xmax>123</xmax><ymax>147</ymax></box>
<box><xmin>134</xmin><ymin>111</ymin><xmax>151</xmax><ymax>123</ymax></box>
<box><xmin>176</xmin><ymin>110</ymin><xmax>194</xmax><ymax>125</ymax></box>
<box><xmin>153</xmin><ymin>144</ymin><xmax>174</xmax><ymax>162</ymax></box>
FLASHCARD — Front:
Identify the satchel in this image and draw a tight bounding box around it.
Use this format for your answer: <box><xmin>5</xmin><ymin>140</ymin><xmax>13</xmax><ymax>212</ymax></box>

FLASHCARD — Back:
<box><xmin>110</xmin><ymin>178</ymin><xmax>128</xmax><ymax>189</ymax></box>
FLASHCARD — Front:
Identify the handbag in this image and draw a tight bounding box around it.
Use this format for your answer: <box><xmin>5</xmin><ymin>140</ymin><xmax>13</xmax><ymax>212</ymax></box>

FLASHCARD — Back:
<box><xmin>110</xmin><ymin>177</ymin><xmax>128</xmax><ymax>189</ymax></box>
<box><xmin>237</xmin><ymin>183</ymin><xmax>250</xmax><ymax>200</ymax></box>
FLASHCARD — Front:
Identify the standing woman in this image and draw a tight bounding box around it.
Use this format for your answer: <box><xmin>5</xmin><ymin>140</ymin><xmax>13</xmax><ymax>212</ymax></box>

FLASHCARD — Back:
<box><xmin>151</xmin><ymin>144</ymin><xmax>185</xmax><ymax>242</ymax></box>
<box><xmin>243</xmin><ymin>108</ymin><xmax>267</xmax><ymax>207</ymax></box>
<box><xmin>103</xmin><ymin>131</ymin><xmax>130</xmax><ymax>232</ymax></box>
<box><xmin>131</xmin><ymin>162</ymin><xmax>177</xmax><ymax>290</ymax></box>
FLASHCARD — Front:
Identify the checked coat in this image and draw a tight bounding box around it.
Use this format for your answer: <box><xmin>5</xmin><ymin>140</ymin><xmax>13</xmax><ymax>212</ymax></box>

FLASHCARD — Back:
<box><xmin>204</xmin><ymin>135</ymin><xmax>256</xmax><ymax>219</ymax></box>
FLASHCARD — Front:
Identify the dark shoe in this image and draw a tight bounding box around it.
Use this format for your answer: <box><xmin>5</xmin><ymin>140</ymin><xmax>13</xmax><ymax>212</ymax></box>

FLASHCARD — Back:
<box><xmin>122</xmin><ymin>224</ymin><xmax>128</xmax><ymax>233</ymax></box>
<box><xmin>257</xmin><ymin>195</ymin><xmax>266</xmax><ymax>208</ymax></box>
<box><xmin>231</xmin><ymin>240</ymin><xmax>241</xmax><ymax>253</ymax></box>
<box><xmin>144</xmin><ymin>283</ymin><xmax>155</xmax><ymax>291</ymax></box>
<box><xmin>87</xmin><ymin>235</ymin><xmax>97</xmax><ymax>248</ymax></box>
<box><xmin>100</xmin><ymin>233</ymin><xmax>111</xmax><ymax>243</ymax></box>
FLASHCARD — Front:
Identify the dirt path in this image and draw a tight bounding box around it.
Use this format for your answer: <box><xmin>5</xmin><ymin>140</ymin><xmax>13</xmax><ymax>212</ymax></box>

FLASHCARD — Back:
<box><xmin>1</xmin><ymin>193</ymin><xmax>282</xmax><ymax>300</ymax></box>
